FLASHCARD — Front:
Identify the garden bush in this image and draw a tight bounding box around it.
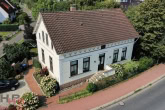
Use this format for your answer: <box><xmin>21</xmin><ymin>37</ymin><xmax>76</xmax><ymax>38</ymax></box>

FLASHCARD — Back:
<box><xmin>17</xmin><ymin>92</ymin><xmax>39</xmax><ymax>110</ymax></box>
<box><xmin>40</xmin><ymin>76</ymin><xmax>58</xmax><ymax>97</ymax></box>
<box><xmin>86</xmin><ymin>83</ymin><xmax>97</xmax><ymax>93</ymax></box>
<box><xmin>110</xmin><ymin>64</ymin><xmax>124</xmax><ymax>79</ymax></box>
<box><xmin>123</xmin><ymin>61</ymin><xmax>139</xmax><ymax>75</ymax></box>
<box><xmin>0</xmin><ymin>24</ymin><xmax>18</xmax><ymax>31</ymax></box>
<box><xmin>15</xmin><ymin>74</ymin><xmax>24</xmax><ymax>80</ymax></box>
<box><xmin>138</xmin><ymin>57</ymin><xmax>154</xmax><ymax>72</ymax></box>
<box><xmin>40</xmin><ymin>67</ymin><xmax>49</xmax><ymax>76</ymax></box>
<box><xmin>95</xmin><ymin>76</ymin><xmax>117</xmax><ymax>90</ymax></box>
<box><xmin>33</xmin><ymin>59</ymin><xmax>41</xmax><ymax>69</ymax></box>
<box><xmin>8</xmin><ymin>104</ymin><xmax>16</xmax><ymax>110</ymax></box>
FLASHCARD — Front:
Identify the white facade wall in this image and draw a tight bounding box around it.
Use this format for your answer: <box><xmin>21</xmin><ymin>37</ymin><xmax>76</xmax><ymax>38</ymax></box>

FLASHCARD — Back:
<box><xmin>59</xmin><ymin>39</ymin><xmax>134</xmax><ymax>85</ymax></box>
<box><xmin>36</xmin><ymin>20</ymin><xmax>61</xmax><ymax>82</ymax></box>
<box><xmin>36</xmin><ymin>19</ymin><xmax>135</xmax><ymax>85</ymax></box>
<box><xmin>0</xmin><ymin>7</ymin><xmax>9</xmax><ymax>23</ymax></box>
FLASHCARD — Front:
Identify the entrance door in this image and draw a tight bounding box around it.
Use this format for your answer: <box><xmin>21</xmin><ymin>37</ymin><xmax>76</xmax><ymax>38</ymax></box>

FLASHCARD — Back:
<box><xmin>98</xmin><ymin>53</ymin><xmax>105</xmax><ymax>71</ymax></box>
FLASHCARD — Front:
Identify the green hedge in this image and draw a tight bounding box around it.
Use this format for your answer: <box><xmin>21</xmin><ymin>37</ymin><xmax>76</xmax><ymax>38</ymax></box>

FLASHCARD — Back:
<box><xmin>0</xmin><ymin>24</ymin><xmax>19</xmax><ymax>31</ymax></box>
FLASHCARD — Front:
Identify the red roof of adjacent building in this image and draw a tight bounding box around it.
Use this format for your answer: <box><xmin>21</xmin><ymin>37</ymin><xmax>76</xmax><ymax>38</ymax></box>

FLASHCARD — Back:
<box><xmin>0</xmin><ymin>0</ymin><xmax>15</xmax><ymax>14</ymax></box>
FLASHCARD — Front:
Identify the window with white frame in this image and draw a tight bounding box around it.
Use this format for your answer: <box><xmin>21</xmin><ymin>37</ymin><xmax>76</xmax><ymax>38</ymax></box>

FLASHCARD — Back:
<box><xmin>121</xmin><ymin>47</ymin><xmax>127</xmax><ymax>61</ymax></box>
<box><xmin>113</xmin><ymin>49</ymin><xmax>119</xmax><ymax>63</ymax></box>
<box><xmin>46</xmin><ymin>33</ymin><xmax>49</xmax><ymax>46</ymax></box>
<box><xmin>41</xmin><ymin>49</ymin><xmax>45</xmax><ymax>63</ymax></box>
<box><xmin>42</xmin><ymin>31</ymin><xmax>45</xmax><ymax>43</ymax></box>
<box><xmin>70</xmin><ymin>60</ymin><xmax>78</xmax><ymax>76</ymax></box>
<box><xmin>49</xmin><ymin>56</ymin><xmax>53</xmax><ymax>72</ymax></box>
<box><xmin>83</xmin><ymin>57</ymin><xmax>90</xmax><ymax>72</ymax></box>
<box><xmin>39</xmin><ymin>33</ymin><xmax>41</xmax><ymax>39</ymax></box>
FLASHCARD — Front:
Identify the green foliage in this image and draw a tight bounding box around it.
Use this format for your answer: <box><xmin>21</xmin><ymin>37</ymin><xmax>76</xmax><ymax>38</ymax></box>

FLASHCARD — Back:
<box><xmin>111</xmin><ymin>64</ymin><xmax>124</xmax><ymax>79</ymax></box>
<box><xmin>40</xmin><ymin>76</ymin><xmax>58</xmax><ymax>97</ymax></box>
<box><xmin>16</xmin><ymin>12</ymin><xmax>30</xmax><ymax>25</ymax></box>
<box><xmin>95</xmin><ymin>75</ymin><xmax>117</xmax><ymax>90</ymax></box>
<box><xmin>0</xmin><ymin>36</ymin><xmax>2</xmax><ymax>42</ymax></box>
<box><xmin>2</xmin><ymin>19</ymin><xmax>11</xmax><ymax>24</ymax></box>
<box><xmin>33</xmin><ymin>59</ymin><xmax>42</xmax><ymax>69</ymax></box>
<box><xmin>126</xmin><ymin>0</ymin><xmax>165</xmax><ymax>62</ymax></box>
<box><xmin>138</xmin><ymin>57</ymin><xmax>154</xmax><ymax>72</ymax></box>
<box><xmin>15</xmin><ymin>74</ymin><xmax>24</xmax><ymax>80</ymax></box>
<box><xmin>0</xmin><ymin>58</ymin><xmax>13</xmax><ymax>79</ymax></box>
<box><xmin>123</xmin><ymin>61</ymin><xmax>139</xmax><ymax>74</ymax></box>
<box><xmin>59</xmin><ymin>90</ymin><xmax>92</xmax><ymax>104</ymax></box>
<box><xmin>3</xmin><ymin>43</ymin><xmax>29</xmax><ymax>63</ymax></box>
<box><xmin>0</xmin><ymin>24</ymin><xmax>18</xmax><ymax>31</ymax></box>
<box><xmin>86</xmin><ymin>83</ymin><xmax>97</xmax><ymax>93</ymax></box>
<box><xmin>17</xmin><ymin>92</ymin><xmax>39</xmax><ymax>110</ymax></box>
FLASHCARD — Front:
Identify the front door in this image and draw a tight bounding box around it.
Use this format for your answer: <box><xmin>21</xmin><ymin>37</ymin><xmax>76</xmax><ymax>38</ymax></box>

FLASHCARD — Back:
<box><xmin>98</xmin><ymin>53</ymin><xmax>105</xmax><ymax>71</ymax></box>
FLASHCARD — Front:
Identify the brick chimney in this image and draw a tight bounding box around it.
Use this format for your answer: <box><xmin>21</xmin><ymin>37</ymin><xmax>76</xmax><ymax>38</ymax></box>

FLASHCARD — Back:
<box><xmin>70</xmin><ymin>4</ymin><xmax>77</xmax><ymax>11</ymax></box>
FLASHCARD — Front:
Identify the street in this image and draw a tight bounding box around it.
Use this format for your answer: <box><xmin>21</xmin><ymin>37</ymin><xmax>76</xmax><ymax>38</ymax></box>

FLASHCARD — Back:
<box><xmin>103</xmin><ymin>78</ymin><xmax>165</xmax><ymax>110</ymax></box>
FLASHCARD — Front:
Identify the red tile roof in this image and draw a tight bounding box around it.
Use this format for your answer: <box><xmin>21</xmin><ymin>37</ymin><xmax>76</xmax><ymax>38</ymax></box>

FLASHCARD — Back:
<box><xmin>41</xmin><ymin>8</ymin><xmax>139</xmax><ymax>54</ymax></box>
<box><xmin>0</xmin><ymin>0</ymin><xmax>15</xmax><ymax>14</ymax></box>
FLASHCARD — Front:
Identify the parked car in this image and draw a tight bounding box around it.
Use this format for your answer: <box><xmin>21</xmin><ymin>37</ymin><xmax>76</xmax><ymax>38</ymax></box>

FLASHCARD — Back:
<box><xmin>0</xmin><ymin>79</ymin><xmax>19</xmax><ymax>92</ymax></box>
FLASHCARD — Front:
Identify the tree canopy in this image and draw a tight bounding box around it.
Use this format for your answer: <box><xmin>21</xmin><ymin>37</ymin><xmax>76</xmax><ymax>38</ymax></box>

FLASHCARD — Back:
<box><xmin>3</xmin><ymin>43</ymin><xmax>29</xmax><ymax>63</ymax></box>
<box><xmin>126</xmin><ymin>0</ymin><xmax>165</xmax><ymax>62</ymax></box>
<box><xmin>0</xmin><ymin>58</ymin><xmax>13</xmax><ymax>79</ymax></box>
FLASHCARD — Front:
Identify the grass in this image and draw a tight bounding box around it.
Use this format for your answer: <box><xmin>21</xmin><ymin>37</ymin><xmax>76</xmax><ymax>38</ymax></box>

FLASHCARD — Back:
<box><xmin>17</xmin><ymin>39</ymin><xmax>24</xmax><ymax>44</ymax></box>
<box><xmin>58</xmin><ymin>90</ymin><xmax>92</xmax><ymax>104</ymax></box>
<box><xmin>30</xmin><ymin>48</ymin><xmax>38</xmax><ymax>57</ymax></box>
<box><xmin>0</xmin><ymin>31</ymin><xmax>13</xmax><ymax>39</ymax></box>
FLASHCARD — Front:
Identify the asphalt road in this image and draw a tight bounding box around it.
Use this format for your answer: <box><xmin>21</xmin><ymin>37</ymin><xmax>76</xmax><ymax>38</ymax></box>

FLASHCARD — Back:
<box><xmin>103</xmin><ymin>78</ymin><xmax>165</xmax><ymax>110</ymax></box>
<box><xmin>0</xmin><ymin>32</ymin><xmax>24</xmax><ymax>57</ymax></box>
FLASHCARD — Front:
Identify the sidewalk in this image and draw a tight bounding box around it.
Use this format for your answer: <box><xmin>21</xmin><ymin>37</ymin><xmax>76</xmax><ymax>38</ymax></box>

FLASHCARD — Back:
<box><xmin>40</xmin><ymin>64</ymin><xmax>165</xmax><ymax>110</ymax></box>
<box><xmin>24</xmin><ymin>60</ymin><xmax>43</xmax><ymax>96</ymax></box>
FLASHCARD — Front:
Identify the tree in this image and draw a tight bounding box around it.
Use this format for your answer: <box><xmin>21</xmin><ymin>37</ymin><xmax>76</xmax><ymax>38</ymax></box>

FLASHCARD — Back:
<box><xmin>3</xmin><ymin>43</ymin><xmax>29</xmax><ymax>63</ymax></box>
<box><xmin>0</xmin><ymin>58</ymin><xmax>13</xmax><ymax>79</ymax></box>
<box><xmin>126</xmin><ymin>0</ymin><xmax>165</xmax><ymax>62</ymax></box>
<box><xmin>16</xmin><ymin>12</ymin><xmax>30</xmax><ymax>25</ymax></box>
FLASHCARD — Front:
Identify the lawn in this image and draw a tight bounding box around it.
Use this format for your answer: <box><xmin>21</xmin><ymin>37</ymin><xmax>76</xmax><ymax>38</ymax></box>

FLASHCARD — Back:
<box><xmin>59</xmin><ymin>90</ymin><xmax>92</xmax><ymax>104</ymax></box>
<box><xmin>0</xmin><ymin>31</ymin><xmax>13</xmax><ymax>39</ymax></box>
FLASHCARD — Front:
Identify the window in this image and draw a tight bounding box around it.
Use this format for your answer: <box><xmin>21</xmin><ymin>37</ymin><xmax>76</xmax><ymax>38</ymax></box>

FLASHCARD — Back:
<box><xmin>39</xmin><ymin>33</ymin><xmax>41</xmax><ymax>39</ymax></box>
<box><xmin>49</xmin><ymin>56</ymin><xmax>53</xmax><ymax>72</ymax></box>
<box><xmin>42</xmin><ymin>31</ymin><xmax>45</xmax><ymax>43</ymax></box>
<box><xmin>46</xmin><ymin>34</ymin><xmax>49</xmax><ymax>46</ymax></box>
<box><xmin>113</xmin><ymin>49</ymin><xmax>119</xmax><ymax>63</ymax></box>
<box><xmin>83</xmin><ymin>57</ymin><xmax>90</xmax><ymax>72</ymax></box>
<box><xmin>51</xmin><ymin>42</ymin><xmax>54</xmax><ymax>50</ymax></box>
<box><xmin>70</xmin><ymin>60</ymin><xmax>78</xmax><ymax>76</ymax></box>
<box><xmin>121</xmin><ymin>47</ymin><xmax>127</xmax><ymax>61</ymax></box>
<box><xmin>101</xmin><ymin>45</ymin><xmax>106</xmax><ymax>49</ymax></box>
<box><xmin>41</xmin><ymin>49</ymin><xmax>45</xmax><ymax>63</ymax></box>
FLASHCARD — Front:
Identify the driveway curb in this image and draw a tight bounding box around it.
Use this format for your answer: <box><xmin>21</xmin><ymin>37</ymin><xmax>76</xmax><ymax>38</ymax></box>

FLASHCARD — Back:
<box><xmin>91</xmin><ymin>74</ymin><xmax>165</xmax><ymax>110</ymax></box>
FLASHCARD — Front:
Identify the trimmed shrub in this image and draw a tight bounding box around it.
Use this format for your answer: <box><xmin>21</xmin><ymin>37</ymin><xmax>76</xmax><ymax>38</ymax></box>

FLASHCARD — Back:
<box><xmin>138</xmin><ymin>57</ymin><xmax>154</xmax><ymax>72</ymax></box>
<box><xmin>0</xmin><ymin>24</ymin><xmax>18</xmax><ymax>31</ymax></box>
<box><xmin>86</xmin><ymin>83</ymin><xmax>97</xmax><ymax>93</ymax></box>
<box><xmin>17</xmin><ymin>92</ymin><xmax>39</xmax><ymax>110</ymax></box>
<box><xmin>40</xmin><ymin>67</ymin><xmax>49</xmax><ymax>76</ymax></box>
<box><xmin>33</xmin><ymin>59</ymin><xmax>41</xmax><ymax>69</ymax></box>
<box><xmin>40</xmin><ymin>76</ymin><xmax>58</xmax><ymax>97</ymax></box>
<box><xmin>95</xmin><ymin>76</ymin><xmax>117</xmax><ymax>90</ymax></box>
<box><xmin>111</xmin><ymin>64</ymin><xmax>124</xmax><ymax>79</ymax></box>
<box><xmin>123</xmin><ymin>61</ymin><xmax>139</xmax><ymax>75</ymax></box>
<box><xmin>15</xmin><ymin>74</ymin><xmax>24</xmax><ymax>80</ymax></box>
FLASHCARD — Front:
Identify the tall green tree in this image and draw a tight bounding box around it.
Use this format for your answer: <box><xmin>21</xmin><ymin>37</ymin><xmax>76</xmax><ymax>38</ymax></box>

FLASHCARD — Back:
<box><xmin>0</xmin><ymin>58</ymin><xmax>13</xmax><ymax>79</ymax></box>
<box><xmin>126</xmin><ymin>0</ymin><xmax>165</xmax><ymax>62</ymax></box>
<box><xmin>3</xmin><ymin>43</ymin><xmax>29</xmax><ymax>63</ymax></box>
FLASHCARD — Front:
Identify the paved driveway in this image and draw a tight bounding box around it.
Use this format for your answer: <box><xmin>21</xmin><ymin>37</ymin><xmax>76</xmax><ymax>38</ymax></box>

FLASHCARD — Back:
<box><xmin>0</xmin><ymin>79</ymin><xmax>31</xmax><ymax>107</ymax></box>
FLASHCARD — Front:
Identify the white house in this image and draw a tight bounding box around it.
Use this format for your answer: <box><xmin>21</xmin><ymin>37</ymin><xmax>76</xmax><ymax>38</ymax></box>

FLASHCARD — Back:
<box><xmin>0</xmin><ymin>0</ymin><xmax>16</xmax><ymax>23</ymax></box>
<box><xmin>33</xmin><ymin>8</ymin><xmax>139</xmax><ymax>88</ymax></box>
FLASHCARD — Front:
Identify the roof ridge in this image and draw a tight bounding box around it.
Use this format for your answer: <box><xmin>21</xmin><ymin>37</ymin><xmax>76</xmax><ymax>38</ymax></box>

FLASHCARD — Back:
<box><xmin>41</xmin><ymin>8</ymin><xmax>122</xmax><ymax>14</ymax></box>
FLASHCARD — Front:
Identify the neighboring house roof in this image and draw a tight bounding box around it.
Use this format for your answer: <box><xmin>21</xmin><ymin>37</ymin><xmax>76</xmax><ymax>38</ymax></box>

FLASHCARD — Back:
<box><xmin>37</xmin><ymin>8</ymin><xmax>139</xmax><ymax>54</ymax></box>
<box><xmin>0</xmin><ymin>0</ymin><xmax>15</xmax><ymax>14</ymax></box>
